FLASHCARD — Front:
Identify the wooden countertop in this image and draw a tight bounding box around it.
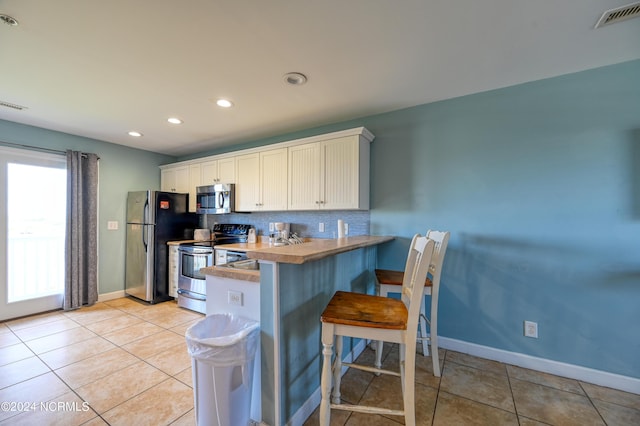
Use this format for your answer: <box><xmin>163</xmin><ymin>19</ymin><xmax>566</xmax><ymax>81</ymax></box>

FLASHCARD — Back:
<box><xmin>225</xmin><ymin>235</ymin><xmax>394</xmax><ymax>265</ymax></box>
<box><xmin>167</xmin><ymin>239</ymin><xmax>214</xmax><ymax>246</ymax></box>
<box><xmin>200</xmin><ymin>265</ymin><xmax>260</xmax><ymax>282</ymax></box>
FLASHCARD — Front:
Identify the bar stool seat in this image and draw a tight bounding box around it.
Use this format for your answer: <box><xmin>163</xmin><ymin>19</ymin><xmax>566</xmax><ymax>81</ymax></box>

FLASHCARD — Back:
<box><xmin>319</xmin><ymin>235</ymin><xmax>435</xmax><ymax>426</ymax></box>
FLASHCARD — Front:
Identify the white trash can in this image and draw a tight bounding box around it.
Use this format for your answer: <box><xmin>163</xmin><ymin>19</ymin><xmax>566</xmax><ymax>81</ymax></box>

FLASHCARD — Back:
<box><xmin>186</xmin><ymin>314</ymin><xmax>260</xmax><ymax>426</ymax></box>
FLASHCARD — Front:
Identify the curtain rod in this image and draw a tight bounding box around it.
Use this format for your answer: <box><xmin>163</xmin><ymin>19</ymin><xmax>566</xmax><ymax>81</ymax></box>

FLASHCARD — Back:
<box><xmin>0</xmin><ymin>140</ymin><xmax>99</xmax><ymax>159</ymax></box>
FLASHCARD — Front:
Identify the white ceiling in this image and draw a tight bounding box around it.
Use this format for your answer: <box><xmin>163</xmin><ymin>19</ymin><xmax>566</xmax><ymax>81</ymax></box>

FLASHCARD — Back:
<box><xmin>1</xmin><ymin>1</ymin><xmax>639</xmax><ymax>156</ymax></box>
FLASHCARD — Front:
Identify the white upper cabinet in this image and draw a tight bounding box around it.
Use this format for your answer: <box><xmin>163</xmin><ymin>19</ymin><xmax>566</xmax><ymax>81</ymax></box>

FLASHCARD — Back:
<box><xmin>236</xmin><ymin>148</ymin><xmax>288</xmax><ymax>211</ymax></box>
<box><xmin>289</xmin><ymin>135</ymin><xmax>370</xmax><ymax>210</ymax></box>
<box><xmin>160</xmin><ymin>127</ymin><xmax>373</xmax><ymax>212</ymax></box>
<box><xmin>201</xmin><ymin>157</ymin><xmax>235</xmax><ymax>186</ymax></box>
<box><xmin>160</xmin><ymin>165</ymin><xmax>190</xmax><ymax>193</ymax></box>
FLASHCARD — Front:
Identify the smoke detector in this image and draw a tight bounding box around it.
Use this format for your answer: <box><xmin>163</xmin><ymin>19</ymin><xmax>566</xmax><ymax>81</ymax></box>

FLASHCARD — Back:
<box><xmin>595</xmin><ymin>2</ymin><xmax>640</xmax><ymax>28</ymax></box>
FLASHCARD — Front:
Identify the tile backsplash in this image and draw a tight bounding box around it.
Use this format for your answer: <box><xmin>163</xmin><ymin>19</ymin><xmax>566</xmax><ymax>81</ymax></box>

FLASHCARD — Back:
<box><xmin>202</xmin><ymin>210</ymin><xmax>370</xmax><ymax>239</ymax></box>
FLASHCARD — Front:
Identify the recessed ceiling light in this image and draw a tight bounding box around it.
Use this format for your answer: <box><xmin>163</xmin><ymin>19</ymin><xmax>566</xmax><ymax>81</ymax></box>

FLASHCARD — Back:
<box><xmin>216</xmin><ymin>99</ymin><xmax>233</xmax><ymax>108</ymax></box>
<box><xmin>0</xmin><ymin>14</ymin><xmax>19</xmax><ymax>27</ymax></box>
<box><xmin>167</xmin><ymin>117</ymin><xmax>183</xmax><ymax>124</ymax></box>
<box><xmin>128</xmin><ymin>131</ymin><xmax>143</xmax><ymax>137</ymax></box>
<box><xmin>283</xmin><ymin>72</ymin><xmax>307</xmax><ymax>85</ymax></box>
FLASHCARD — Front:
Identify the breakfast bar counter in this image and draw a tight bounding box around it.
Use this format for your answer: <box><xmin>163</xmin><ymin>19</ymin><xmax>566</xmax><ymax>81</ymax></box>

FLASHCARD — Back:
<box><xmin>252</xmin><ymin>236</ymin><xmax>393</xmax><ymax>425</ymax></box>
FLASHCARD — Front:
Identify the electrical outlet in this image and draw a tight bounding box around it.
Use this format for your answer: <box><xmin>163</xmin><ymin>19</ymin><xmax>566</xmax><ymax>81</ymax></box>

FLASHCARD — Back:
<box><xmin>269</xmin><ymin>222</ymin><xmax>274</xmax><ymax>232</ymax></box>
<box><xmin>228</xmin><ymin>290</ymin><xmax>243</xmax><ymax>306</ymax></box>
<box><xmin>524</xmin><ymin>320</ymin><xmax>538</xmax><ymax>338</ymax></box>
<box><xmin>319</xmin><ymin>222</ymin><xmax>325</xmax><ymax>232</ymax></box>
<box><xmin>344</xmin><ymin>223</ymin><xmax>349</xmax><ymax>235</ymax></box>
<box><xmin>107</xmin><ymin>221</ymin><xmax>118</xmax><ymax>230</ymax></box>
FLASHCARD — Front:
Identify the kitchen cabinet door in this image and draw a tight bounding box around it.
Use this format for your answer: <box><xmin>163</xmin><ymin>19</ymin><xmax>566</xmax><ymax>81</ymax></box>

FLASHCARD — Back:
<box><xmin>201</xmin><ymin>157</ymin><xmax>236</xmax><ymax>186</ymax></box>
<box><xmin>260</xmin><ymin>148</ymin><xmax>288</xmax><ymax>211</ymax></box>
<box><xmin>235</xmin><ymin>153</ymin><xmax>260</xmax><ymax>211</ymax></box>
<box><xmin>288</xmin><ymin>135</ymin><xmax>369</xmax><ymax>210</ymax></box>
<box><xmin>322</xmin><ymin>136</ymin><xmax>362</xmax><ymax>210</ymax></box>
<box><xmin>160</xmin><ymin>166</ymin><xmax>190</xmax><ymax>193</ymax></box>
<box><xmin>235</xmin><ymin>149</ymin><xmax>287</xmax><ymax>211</ymax></box>
<box><xmin>288</xmin><ymin>142</ymin><xmax>322</xmax><ymax>210</ymax></box>
<box><xmin>188</xmin><ymin>164</ymin><xmax>201</xmax><ymax>212</ymax></box>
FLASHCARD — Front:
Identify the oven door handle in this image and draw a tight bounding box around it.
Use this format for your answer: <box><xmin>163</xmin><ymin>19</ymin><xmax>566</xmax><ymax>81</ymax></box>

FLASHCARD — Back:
<box><xmin>177</xmin><ymin>289</ymin><xmax>207</xmax><ymax>301</ymax></box>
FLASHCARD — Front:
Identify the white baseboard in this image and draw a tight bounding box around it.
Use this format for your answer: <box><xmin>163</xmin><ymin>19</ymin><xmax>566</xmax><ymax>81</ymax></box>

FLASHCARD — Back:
<box><xmin>438</xmin><ymin>337</ymin><xmax>640</xmax><ymax>395</ymax></box>
<box><xmin>287</xmin><ymin>339</ymin><xmax>368</xmax><ymax>426</ymax></box>
<box><xmin>97</xmin><ymin>290</ymin><xmax>126</xmax><ymax>302</ymax></box>
<box><xmin>288</xmin><ymin>337</ymin><xmax>640</xmax><ymax>425</ymax></box>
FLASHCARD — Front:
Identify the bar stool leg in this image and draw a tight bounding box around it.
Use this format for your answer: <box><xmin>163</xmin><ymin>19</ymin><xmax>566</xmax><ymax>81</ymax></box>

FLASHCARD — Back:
<box><xmin>419</xmin><ymin>297</ymin><xmax>429</xmax><ymax>357</ymax></box>
<box><xmin>332</xmin><ymin>335</ymin><xmax>343</xmax><ymax>404</ymax></box>
<box><xmin>320</xmin><ymin>324</ymin><xmax>334</xmax><ymax>426</ymax></box>
<box><xmin>404</xmin><ymin>343</ymin><xmax>417</xmax><ymax>426</ymax></box>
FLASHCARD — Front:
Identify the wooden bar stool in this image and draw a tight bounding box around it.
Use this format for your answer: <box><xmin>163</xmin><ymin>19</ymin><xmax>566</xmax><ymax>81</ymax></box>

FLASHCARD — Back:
<box><xmin>374</xmin><ymin>230</ymin><xmax>449</xmax><ymax>377</ymax></box>
<box><xmin>319</xmin><ymin>235</ymin><xmax>435</xmax><ymax>426</ymax></box>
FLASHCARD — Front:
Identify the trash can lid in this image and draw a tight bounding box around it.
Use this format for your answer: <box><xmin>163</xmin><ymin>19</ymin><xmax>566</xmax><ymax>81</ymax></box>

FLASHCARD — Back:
<box><xmin>186</xmin><ymin>313</ymin><xmax>259</xmax><ymax>347</ymax></box>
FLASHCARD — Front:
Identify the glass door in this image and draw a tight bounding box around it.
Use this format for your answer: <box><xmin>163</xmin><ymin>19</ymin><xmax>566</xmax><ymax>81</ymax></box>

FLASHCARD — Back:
<box><xmin>1</xmin><ymin>147</ymin><xmax>67</xmax><ymax>321</ymax></box>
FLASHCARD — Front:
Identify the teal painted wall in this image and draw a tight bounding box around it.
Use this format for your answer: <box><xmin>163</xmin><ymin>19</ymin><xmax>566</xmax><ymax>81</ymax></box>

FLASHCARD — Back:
<box><xmin>366</xmin><ymin>59</ymin><xmax>640</xmax><ymax>379</ymax></box>
<box><xmin>0</xmin><ymin>120</ymin><xmax>175</xmax><ymax>295</ymax></box>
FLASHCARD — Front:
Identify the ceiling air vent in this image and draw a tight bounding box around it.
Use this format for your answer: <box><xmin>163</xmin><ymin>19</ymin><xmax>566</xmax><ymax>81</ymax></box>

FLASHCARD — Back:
<box><xmin>0</xmin><ymin>100</ymin><xmax>28</xmax><ymax>111</ymax></box>
<box><xmin>595</xmin><ymin>2</ymin><xmax>640</xmax><ymax>28</ymax></box>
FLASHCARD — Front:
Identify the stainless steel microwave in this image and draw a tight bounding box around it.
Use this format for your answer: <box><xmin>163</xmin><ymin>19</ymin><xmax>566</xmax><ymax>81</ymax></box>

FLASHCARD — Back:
<box><xmin>196</xmin><ymin>183</ymin><xmax>235</xmax><ymax>214</ymax></box>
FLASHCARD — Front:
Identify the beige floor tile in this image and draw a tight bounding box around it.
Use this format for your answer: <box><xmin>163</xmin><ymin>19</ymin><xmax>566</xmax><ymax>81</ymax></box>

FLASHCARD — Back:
<box><xmin>11</xmin><ymin>318</ymin><xmax>81</xmax><ymax>342</ymax></box>
<box><xmin>102</xmin><ymin>296</ymin><xmax>146</xmax><ymax>309</ymax></box>
<box><xmin>75</xmin><ymin>361</ymin><xmax>169</xmax><ymax>414</ymax></box>
<box><xmin>346</xmin><ymin>412</ymin><xmax>404</xmax><ymax>425</ymax></box>
<box><xmin>2</xmin><ymin>390</ymin><xmax>97</xmax><ymax>426</ymax></box>
<box><xmin>55</xmin><ymin>347</ymin><xmax>139</xmax><ymax>389</ymax></box>
<box><xmin>0</xmin><ymin>372</ymin><xmax>71</xmax><ymax>422</ymax></box>
<box><xmin>0</xmin><ymin>330</ymin><xmax>20</xmax><ymax>349</ymax></box>
<box><xmin>169</xmin><ymin>317</ymin><xmax>204</xmax><ymax>336</ymax></box>
<box><xmin>121</xmin><ymin>329</ymin><xmax>185</xmax><ymax>359</ymax></box>
<box><xmin>173</xmin><ymin>366</ymin><xmax>194</xmax><ymax>388</ymax></box>
<box><xmin>101</xmin><ymin>378</ymin><xmax>193</xmax><ymax>425</ymax></box>
<box><xmin>446</xmin><ymin>350</ymin><xmax>507</xmax><ymax>376</ymax></box>
<box><xmin>146</xmin><ymin>310</ymin><xmax>204</xmax><ymax>329</ymax></box>
<box><xmin>382</xmin><ymin>344</ymin><xmax>444</xmax><ymax>390</ymax></box>
<box><xmin>63</xmin><ymin>306</ymin><xmax>123</xmax><ymax>326</ymax></box>
<box><xmin>100</xmin><ymin>321</ymin><xmax>164</xmax><ymax>346</ymax></box>
<box><xmin>81</xmin><ymin>417</ymin><xmax>109</xmax><ymax>425</ymax></box>
<box><xmin>0</xmin><ymin>323</ymin><xmax>9</xmax><ymax>333</ymax></box>
<box><xmin>507</xmin><ymin>364</ymin><xmax>584</xmax><ymax>394</ymax></box>
<box><xmin>511</xmin><ymin>378</ymin><xmax>605</xmax><ymax>425</ymax></box>
<box><xmin>145</xmin><ymin>343</ymin><xmax>192</xmax><ymax>376</ymax></box>
<box><xmin>38</xmin><ymin>336</ymin><xmax>116</xmax><ymax>370</ymax></box>
<box><xmin>0</xmin><ymin>343</ymin><xmax>34</xmax><ymax>367</ymax></box>
<box><xmin>518</xmin><ymin>415</ymin><xmax>556</xmax><ymax>425</ymax></box>
<box><xmin>4</xmin><ymin>311</ymin><xmax>67</xmax><ymax>331</ymax></box>
<box><xmin>357</xmin><ymin>373</ymin><xmax>438</xmax><ymax>424</ymax></box>
<box><xmin>592</xmin><ymin>398</ymin><xmax>640</xmax><ymax>425</ymax></box>
<box><xmin>83</xmin><ymin>313</ymin><xmax>144</xmax><ymax>336</ymax></box>
<box><xmin>580</xmin><ymin>381</ymin><xmax>640</xmax><ymax>410</ymax></box>
<box><xmin>23</xmin><ymin>326</ymin><xmax>97</xmax><ymax>354</ymax></box>
<box><xmin>303</xmin><ymin>404</ymin><xmax>352</xmax><ymax>425</ymax></box>
<box><xmin>171</xmin><ymin>409</ymin><xmax>196</xmax><ymax>426</ymax></box>
<box><xmin>433</xmin><ymin>391</ymin><xmax>518</xmax><ymax>426</ymax></box>
<box><xmin>440</xmin><ymin>361</ymin><xmax>515</xmax><ymax>412</ymax></box>
<box><xmin>0</xmin><ymin>356</ymin><xmax>50</xmax><ymax>389</ymax></box>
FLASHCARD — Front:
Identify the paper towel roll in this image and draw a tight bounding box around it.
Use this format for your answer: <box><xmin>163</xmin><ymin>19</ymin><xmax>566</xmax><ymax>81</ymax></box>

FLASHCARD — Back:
<box><xmin>337</xmin><ymin>220</ymin><xmax>345</xmax><ymax>238</ymax></box>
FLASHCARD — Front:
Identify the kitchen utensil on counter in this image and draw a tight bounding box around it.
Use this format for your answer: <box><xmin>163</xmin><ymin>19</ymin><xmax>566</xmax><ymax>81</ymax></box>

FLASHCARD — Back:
<box><xmin>248</xmin><ymin>228</ymin><xmax>257</xmax><ymax>243</ymax></box>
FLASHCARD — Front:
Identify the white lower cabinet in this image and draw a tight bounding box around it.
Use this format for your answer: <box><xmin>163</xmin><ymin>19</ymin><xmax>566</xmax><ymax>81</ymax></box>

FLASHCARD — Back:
<box><xmin>168</xmin><ymin>245</ymin><xmax>179</xmax><ymax>298</ymax></box>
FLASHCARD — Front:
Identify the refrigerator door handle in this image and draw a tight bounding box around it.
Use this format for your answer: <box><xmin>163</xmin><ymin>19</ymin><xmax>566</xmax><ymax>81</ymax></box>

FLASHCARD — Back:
<box><xmin>142</xmin><ymin>224</ymin><xmax>148</xmax><ymax>251</ymax></box>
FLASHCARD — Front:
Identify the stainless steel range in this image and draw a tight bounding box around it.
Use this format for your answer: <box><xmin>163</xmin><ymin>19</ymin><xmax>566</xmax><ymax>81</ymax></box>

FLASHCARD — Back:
<box><xmin>177</xmin><ymin>223</ymin><xmax>251</xmax><ymax>314</ymax></box>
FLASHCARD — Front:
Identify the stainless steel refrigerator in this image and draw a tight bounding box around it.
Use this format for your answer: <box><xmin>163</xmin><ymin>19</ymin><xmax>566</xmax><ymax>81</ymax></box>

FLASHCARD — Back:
<box><xmin>125</xmin><ymin>191</ymin><xmax>198</xmax><ymax>303</ymax></box>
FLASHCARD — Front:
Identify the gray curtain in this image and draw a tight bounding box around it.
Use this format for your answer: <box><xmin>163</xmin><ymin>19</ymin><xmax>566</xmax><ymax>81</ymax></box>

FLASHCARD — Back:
<box><xmin>64</xmin><ymin>150</ymin><xmax>99</xmax><ymax>310</ymax></box>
